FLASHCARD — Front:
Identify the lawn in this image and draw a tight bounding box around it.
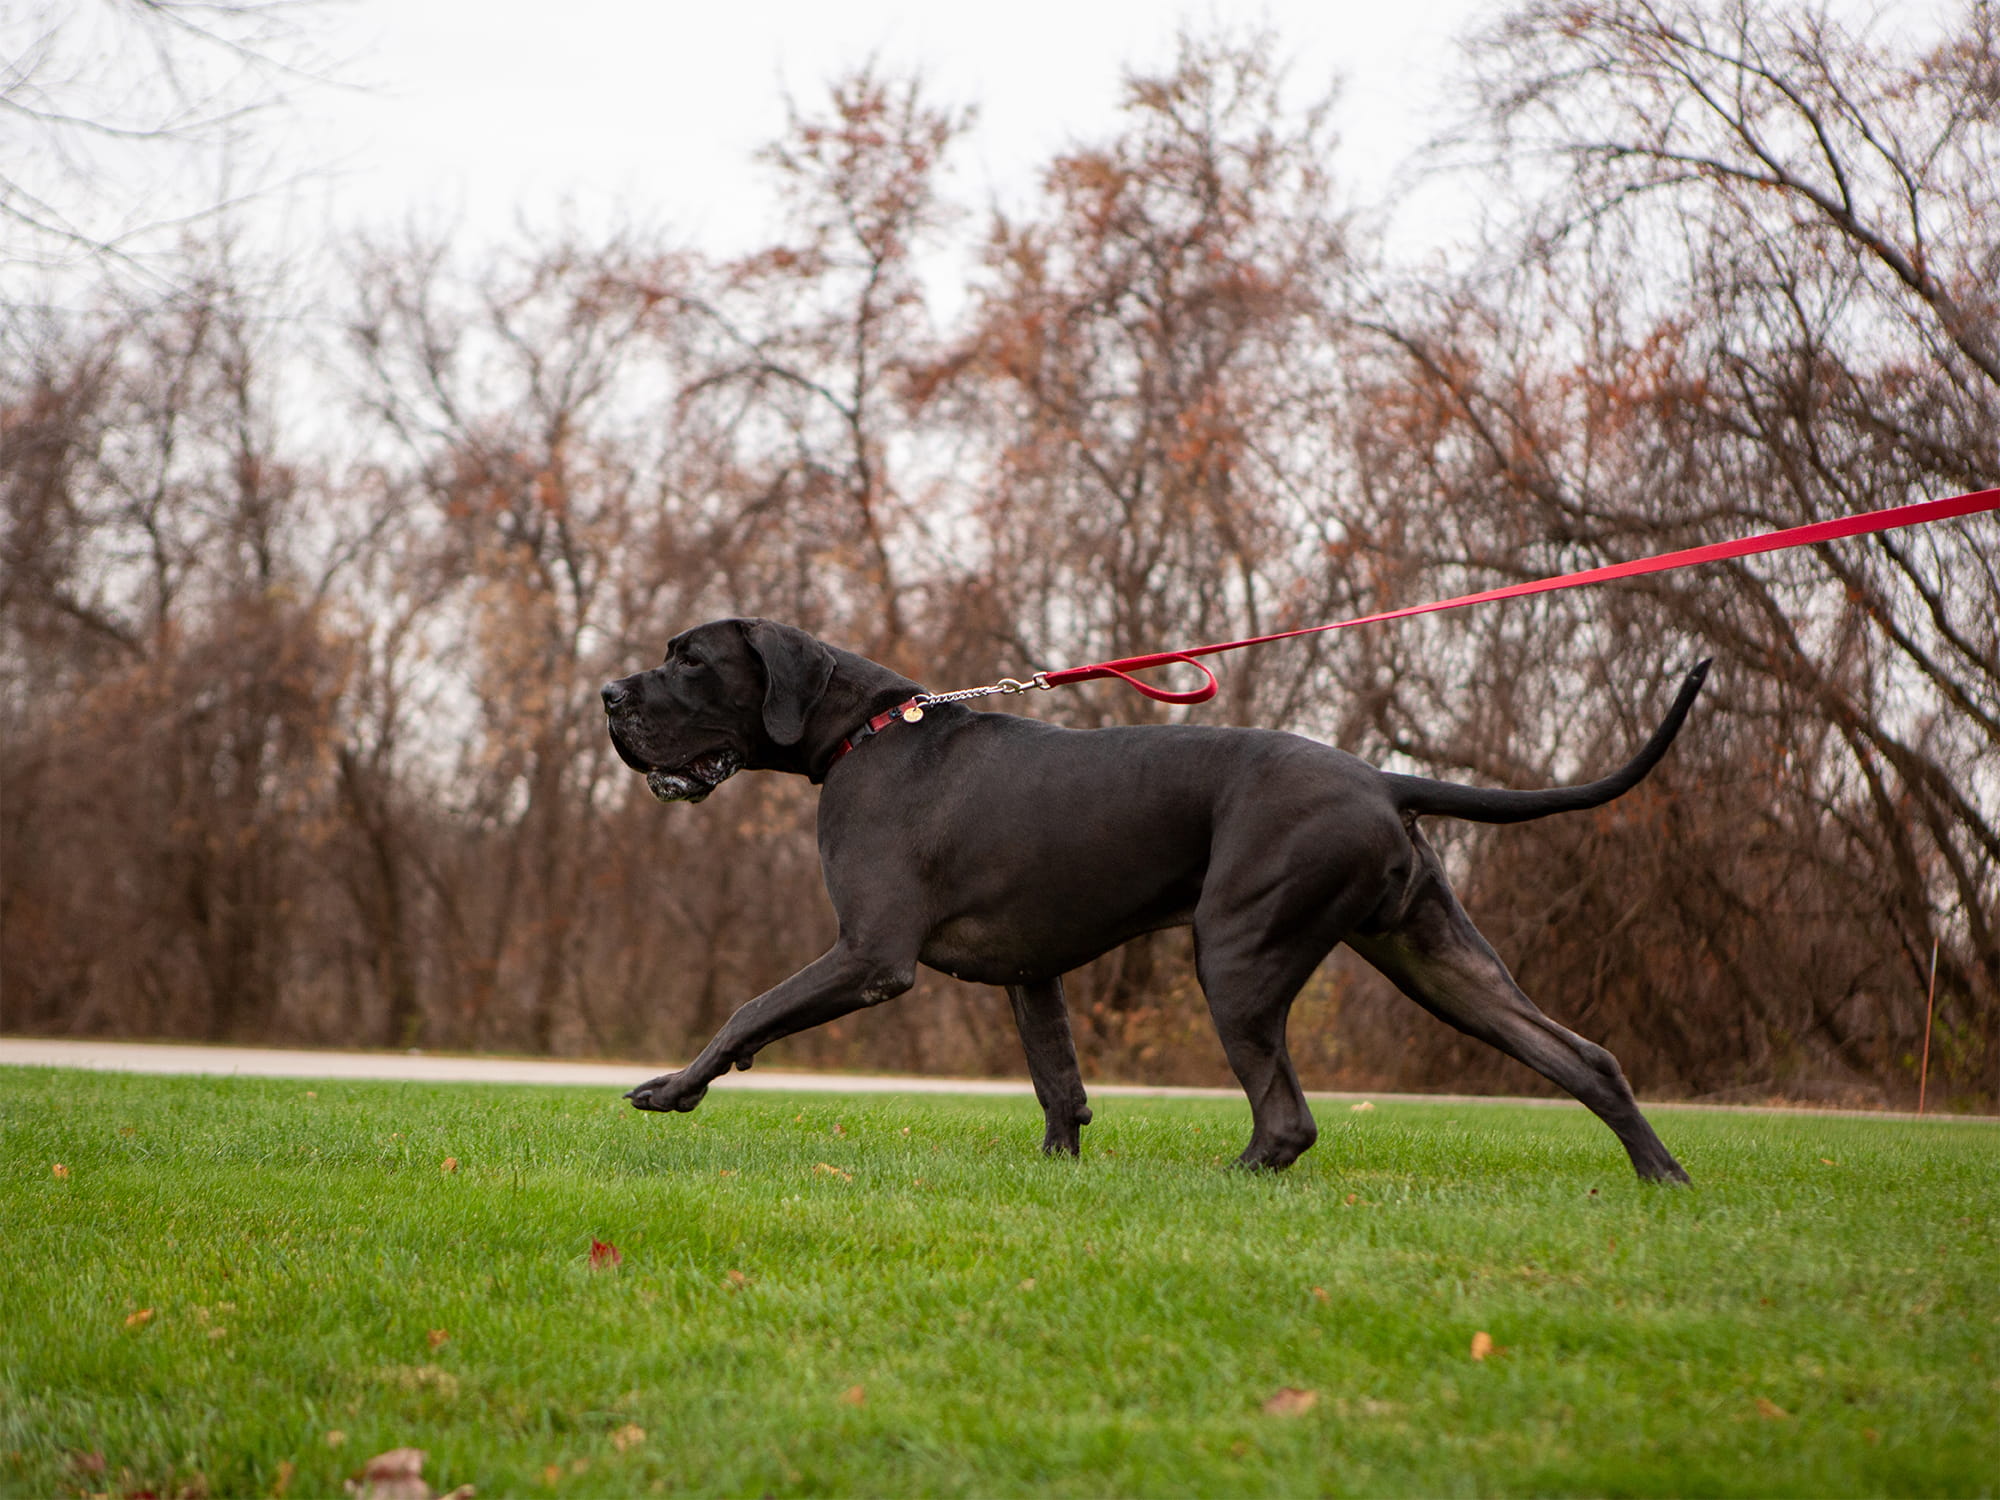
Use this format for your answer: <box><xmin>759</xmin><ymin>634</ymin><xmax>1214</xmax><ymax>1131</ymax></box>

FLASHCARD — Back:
<box><xmin>2</xmin><ymin>1066</ymin><xmax>1995</xmax><ymax>1498</ymax></box>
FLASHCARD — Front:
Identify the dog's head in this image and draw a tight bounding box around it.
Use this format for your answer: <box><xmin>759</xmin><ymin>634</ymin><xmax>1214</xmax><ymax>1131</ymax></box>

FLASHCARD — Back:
<box><xmin>602</xmin><ymin>619</ymin><xmax>837</xmax><ymax>803</ymax></box>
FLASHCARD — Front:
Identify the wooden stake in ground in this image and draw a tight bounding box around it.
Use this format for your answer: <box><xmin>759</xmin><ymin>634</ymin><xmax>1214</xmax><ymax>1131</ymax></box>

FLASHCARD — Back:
<box><xmin>1918</xmin><ymin>936</ymin><xmax>1940</xmax><ymax>1115</ymax></box>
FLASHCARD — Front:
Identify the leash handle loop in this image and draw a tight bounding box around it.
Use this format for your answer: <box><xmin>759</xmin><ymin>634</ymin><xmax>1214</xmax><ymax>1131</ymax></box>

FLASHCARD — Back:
<box><xmin>1043</xmin><ymin>654</ymin><xmax>1219</xmax><ymax>704</ymax></box>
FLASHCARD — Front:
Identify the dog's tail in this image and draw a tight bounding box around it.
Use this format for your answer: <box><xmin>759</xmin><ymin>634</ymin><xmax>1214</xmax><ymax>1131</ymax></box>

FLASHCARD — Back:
<box><xmin>1384</xmin><ymin>659</ymin><xmax>1710</xmax><ymax>825</ymax></box>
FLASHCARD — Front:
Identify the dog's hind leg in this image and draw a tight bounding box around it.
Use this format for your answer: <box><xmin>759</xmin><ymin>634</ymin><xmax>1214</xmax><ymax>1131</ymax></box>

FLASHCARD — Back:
<box><xmin>1192</xmin><ymin>919</ymin><xmax>1342</xmax><ymax>1170</ymax></box>
<box><xmin>1346</xmin><ymin>831</ymin><xmax>1689</xmax><ymax>1183</ymax></box>
<box><xmin>1007</xmin><ymin>977</ymin><xmax>1092</xmax><ymax>1156</ymax></box>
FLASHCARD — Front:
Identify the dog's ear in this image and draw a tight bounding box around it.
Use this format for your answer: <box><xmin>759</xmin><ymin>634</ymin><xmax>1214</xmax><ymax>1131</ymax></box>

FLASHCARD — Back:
<box><xmin>742</xmin><ymin>620</ymin><xmax>837</xmax><ymax>746</ymax></box>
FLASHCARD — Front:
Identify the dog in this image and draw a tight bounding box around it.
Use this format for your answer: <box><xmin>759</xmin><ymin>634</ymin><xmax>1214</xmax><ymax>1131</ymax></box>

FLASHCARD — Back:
<box><xmin>603</xmin><ymin>618</ymin><xmax>1707</xmax><ymax>1181</ymax></box>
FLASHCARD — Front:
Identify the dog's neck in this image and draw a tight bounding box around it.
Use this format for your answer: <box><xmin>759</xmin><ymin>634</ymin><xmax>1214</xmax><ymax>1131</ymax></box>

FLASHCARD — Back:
<box><xmin>762</xmin><ymin>645</ymin><xmax>926</xmax><ymax>784</ymax></box>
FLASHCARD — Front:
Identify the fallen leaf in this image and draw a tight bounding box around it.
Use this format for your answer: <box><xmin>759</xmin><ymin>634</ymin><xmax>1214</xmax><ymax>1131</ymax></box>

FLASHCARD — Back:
<box><xmin>439</xmin><ymin>1158</ymin><xmax>458</xmax><ymax>1174</ymax></box>
<box><xmin>125</xmin><ymin>1307</ymin><xmax>155</xmax><ymax>1329</ymax></box>
<box><xmin>1311</xmin><ymin>1286</ymin><xmax>1329</xmax><ymax>1303</ymax></box>
<box><xmin>1349</xmin><ymin>1101</ymin><xmax>1375</xmax><ymax>1113</ymax></box>
<box><xmin>1819</xmin><ymin>1158</ymin><xmax>1836</xmax><ymax>1166</ymax></box>
<box><xmin>589</xmin><ymin>1239</ymin><xmax>622</xmax><ymax>1270</ymax></box>
<box><xmin>1470</xmin><ymin>1331</ymin><xmax>1495</xmax><ymax>1361</ymax></box>
<box><xmin>1262</xmin><ymin>1387</ymin><xmax>1318</xmax><ymax>1416</ymax></box>
<box><xmin>344</xmin><ymin>1446</ymin><xmax>442</xmax><ymax>1500</ymax></box>
<box><xmin>609</xmin><ymin>1423</ymin><xmax>646</xmax><ymax>1452</ymax></box>
<box><xmin>1018</xmin><ymin>1277</ymin><xmax>1036</xmax><ymax>1291</ymax></box>
<box><xmin>838</xmin><ymin>1384</ymin><xmax>867</xmax><ymax>1407</ymax></box>
<box><xmin>813</xmin><ymin>1162</ymin><xmax>853</xmax><ymax>1182</ymax></box>
<box><xmin>426</xmin><ymin>1329</ymin><xmax>449</xmax><ymax>1349</ymax></box>
<box><xmin>1344</xmin><ymin>1193</ymin><xmax>1358</xmax><ymax>1206</ymax></box>
<box><xmin>718</xmin><ymin>1168</ymin><xmax>735</xmax><ymax>1177</ymax></box>
<box><xmin>51</xmin><ymin>1163</ymin><xmax>69</xmax><ymax>1179</ymax></box>
<box><xmin>725</xmin><ymin>1269</ymin><xmax>749</xmax><ymax>1288</ymax></box>
<box><xmin>325</xmin><ymin>1431</ymin><xmax>347</xmax><ymax>1449</ymax></box>
<box><xmin>119</xmin><ymin>1126</ymin><xmax>137</xmax><ymax>1137</ymax></box>
<box><xmin>305</xmin><ymin>1091</ymin><xmax>317</xmax><ymax>1098</ymax></box>
<box><xmin>831</xmin><ymin>1123</ymin><xmax>847</xmax><ymax>1137</ymax></box>
<box><xmin>1756</xmin><ymin>1397</ymin><xmax>1790</xmax><ymax>1420</ymax></box>
<box><xmin>272</xmin><ymin>1458</ymin><xmax>296</xmax><ymax>1497</ymax></box>
<box><xmin>541</xmin><ymin>1466</ymin><xmax>560</xmax><ymax>1486</ymax></box>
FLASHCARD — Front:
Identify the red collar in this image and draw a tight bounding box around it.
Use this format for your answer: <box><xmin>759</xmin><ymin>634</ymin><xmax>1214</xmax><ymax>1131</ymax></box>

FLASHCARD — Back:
<box><xmin>827</xmin><ymin>697</ymin><xmax>926</xmax><ymax>768</ymax></box>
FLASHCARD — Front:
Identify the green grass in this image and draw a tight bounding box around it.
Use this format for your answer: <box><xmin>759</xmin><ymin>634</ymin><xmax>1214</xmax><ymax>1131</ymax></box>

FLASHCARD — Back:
<box><xmin>2</xmin><ymin>1068</ymin><xmax>1996</xmax><ymax>1498</ymax></box>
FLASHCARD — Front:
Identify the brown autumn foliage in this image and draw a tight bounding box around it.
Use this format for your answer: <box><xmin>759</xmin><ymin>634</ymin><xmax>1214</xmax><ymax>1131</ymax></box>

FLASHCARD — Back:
<box><xmin>2</xmin><ymin>9</ymin><xmax>1994</xmax><ymax>1107</ymax></box>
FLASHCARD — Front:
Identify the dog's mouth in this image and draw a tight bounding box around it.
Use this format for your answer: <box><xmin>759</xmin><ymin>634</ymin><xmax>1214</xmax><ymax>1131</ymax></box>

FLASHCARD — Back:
<box><xmin>644</xmin><ymin>748</ymin><xmax>744</xmax><ymax>805</ymax></box>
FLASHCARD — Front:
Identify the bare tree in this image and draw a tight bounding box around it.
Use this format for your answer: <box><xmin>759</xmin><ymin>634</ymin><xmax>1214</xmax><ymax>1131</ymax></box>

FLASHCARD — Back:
<box><xmin>1</xmin><ymin>0</ymin><xmax>338</xmax><ymax>274</ymax></box>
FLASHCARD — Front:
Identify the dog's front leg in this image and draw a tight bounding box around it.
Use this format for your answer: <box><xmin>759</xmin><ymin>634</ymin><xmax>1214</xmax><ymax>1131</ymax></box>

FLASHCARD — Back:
<box><xmin>1006</xmin><ymin>978</ymin><xmax>1092</xmax><ymax>1156</ymax></box>
<box><xmin>626</xmin><ymin>942</ymin><xmax>913</xmax><ymax>1113</ymax></box>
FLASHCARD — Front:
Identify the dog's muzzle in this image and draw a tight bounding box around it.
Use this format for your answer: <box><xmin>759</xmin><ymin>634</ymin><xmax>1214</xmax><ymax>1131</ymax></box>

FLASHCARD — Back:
<box><xmin>645</xmin><ymin>749</ymin><xmax>744</xmax><ymax>804</ymax></box>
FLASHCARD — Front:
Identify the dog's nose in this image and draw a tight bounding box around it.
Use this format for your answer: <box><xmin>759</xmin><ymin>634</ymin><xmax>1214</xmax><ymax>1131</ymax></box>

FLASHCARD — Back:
<box><xmin>601</xmin><ymin>680</ymin><xmax>632</xmax><ymax>712</ymax></box>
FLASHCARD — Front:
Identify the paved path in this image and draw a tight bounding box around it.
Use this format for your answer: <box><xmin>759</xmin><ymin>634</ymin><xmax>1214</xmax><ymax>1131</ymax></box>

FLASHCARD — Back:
<box><xmin>2</xmin><ymin>1037</ymin><xmax>1989</xmax><ymax>1121</ymax></box>
<box><xmin>0</xmin><ymin>1036</ymin><xmax>1234</xmax><ymax>1100</ymax></box>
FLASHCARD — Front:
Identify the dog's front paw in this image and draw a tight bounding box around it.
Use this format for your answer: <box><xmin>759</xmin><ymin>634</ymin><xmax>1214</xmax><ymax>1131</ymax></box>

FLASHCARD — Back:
<box><xmin>625</xmin><ymin>1071</ymin><xmax>709</xmax><ymax>1114</ymax></box>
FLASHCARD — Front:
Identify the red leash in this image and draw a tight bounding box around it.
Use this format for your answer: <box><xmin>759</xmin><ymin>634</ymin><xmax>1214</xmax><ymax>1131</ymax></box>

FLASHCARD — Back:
<box><xmin>1027</xmin><ymin>487</ymin><xmax>2000</xmax><ymax>705</ymax></box>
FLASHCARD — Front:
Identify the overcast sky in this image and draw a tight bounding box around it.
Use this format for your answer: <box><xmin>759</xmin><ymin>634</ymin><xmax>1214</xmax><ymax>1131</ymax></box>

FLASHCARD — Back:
<box><xmin>288</xmin><ymin>0</ymin><xmax>1493</xmax><ymax>262</ymax></box>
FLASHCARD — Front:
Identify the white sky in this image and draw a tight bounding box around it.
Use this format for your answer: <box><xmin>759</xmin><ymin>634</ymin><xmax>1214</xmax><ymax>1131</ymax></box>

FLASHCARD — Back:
<box><xmin>290</xmin><ymin>0</ymin><xmax>1493</xmax><ymax>263</ymax></box>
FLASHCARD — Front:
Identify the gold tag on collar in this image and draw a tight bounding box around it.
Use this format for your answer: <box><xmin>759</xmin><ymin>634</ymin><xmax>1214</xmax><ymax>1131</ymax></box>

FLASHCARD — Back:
<box><xmin>901</xmin><ymin>705</ymin><xmax>925</xmax><ymax>723</ymax></box>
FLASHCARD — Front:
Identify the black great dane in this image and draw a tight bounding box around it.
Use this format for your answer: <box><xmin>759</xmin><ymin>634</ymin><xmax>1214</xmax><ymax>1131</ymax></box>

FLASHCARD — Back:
<box><xmin>603</xmin><ymin>618</ymin><xmax>1707</xmax><ymax>1182</ymax></box>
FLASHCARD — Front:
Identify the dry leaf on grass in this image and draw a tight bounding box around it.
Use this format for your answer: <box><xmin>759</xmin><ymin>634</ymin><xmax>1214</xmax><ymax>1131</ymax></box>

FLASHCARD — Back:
<box><xmin>272</xmin><ymin>1458</ymin><xmax>296</xmax><ymax>1497</ymax></box>
<box><xmin>343</xmin><ymin>1446</ymin><xmax>474</xmax><ymax>1500</ymax></box>
<box><xmin>440</xmin><ymin>1158</ymin><xmax>458</xmax><ymax>1174</ymax></box>
<box><xmin>426</xmin><ymin>1329</ymin><xmax>449</xmax><ymax>1348</ymax></box>
<box><xmin>609</xmin><ymin>1424</ymin><xmax>646</xmax><ymax>1452</ymax></box>
<box><xmin>326</xmin><ymin>1431</ymin><xmax>348</xmax><ymax>1449</ymax></box>
<box><xmin>1349</xmin><ymin>1101</ymin><xmax>1375</xmax><ymax>1113</ymax></box>
<box><xmin>838</xmin><ymin>1385</ymin><xmax>867</xmax><ymax>1407</ymax></box>
<box><xmin>1756</xmin><ymin>1397</ymin><xmax>1790</xmax><ymax>1420</ymax></box>
<box><xmin>813</xmin><ymin>1162</ymin><xmax>853</xmax><ymax>1182</ymax></box>
<box><xmin>1019</xmin><ymin>1277</ymin><xmax>1036</xmax><ymax>1291</ymax></box>
<box><xmin>588</xmin><ymin>1239</ymin><xmax>622</xmax><ymax>1270</ymax></box>
<box><xmin>1470</xmin><ymin>1331</ymin><xmax>1496</xmax><ymax>1361</ymax></box>
<box><xmin>725</xmin><ymin>1269</ymin><xmax>749</xmax><ymax>1289</ymax></box>
<box><xmin>1263</xmin><ymin>1387</ymin><xmax>1318</xmax><ymax>1416</ymax></box>
<box><xmin>125</xmin><ymin>1307</ymin><xmax>155</xmax><ymax>1329</ymax></box>
<box><xmin>1311</xmin><ymin>1287</ymin><xmax>1329</xmax><ymax>1303</ymax></box>
<box><xmin>51</xmin><ymin>1163</ymin><xmax>69</xmax><ymax>1178</ymax></box>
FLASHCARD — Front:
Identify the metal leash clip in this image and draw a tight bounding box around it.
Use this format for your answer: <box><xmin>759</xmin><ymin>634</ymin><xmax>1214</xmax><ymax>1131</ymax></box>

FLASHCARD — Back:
<box><xmin>912</xmin><ymin>672</ymin><xmax>1053</xmax><ymax>711</ymax></box>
